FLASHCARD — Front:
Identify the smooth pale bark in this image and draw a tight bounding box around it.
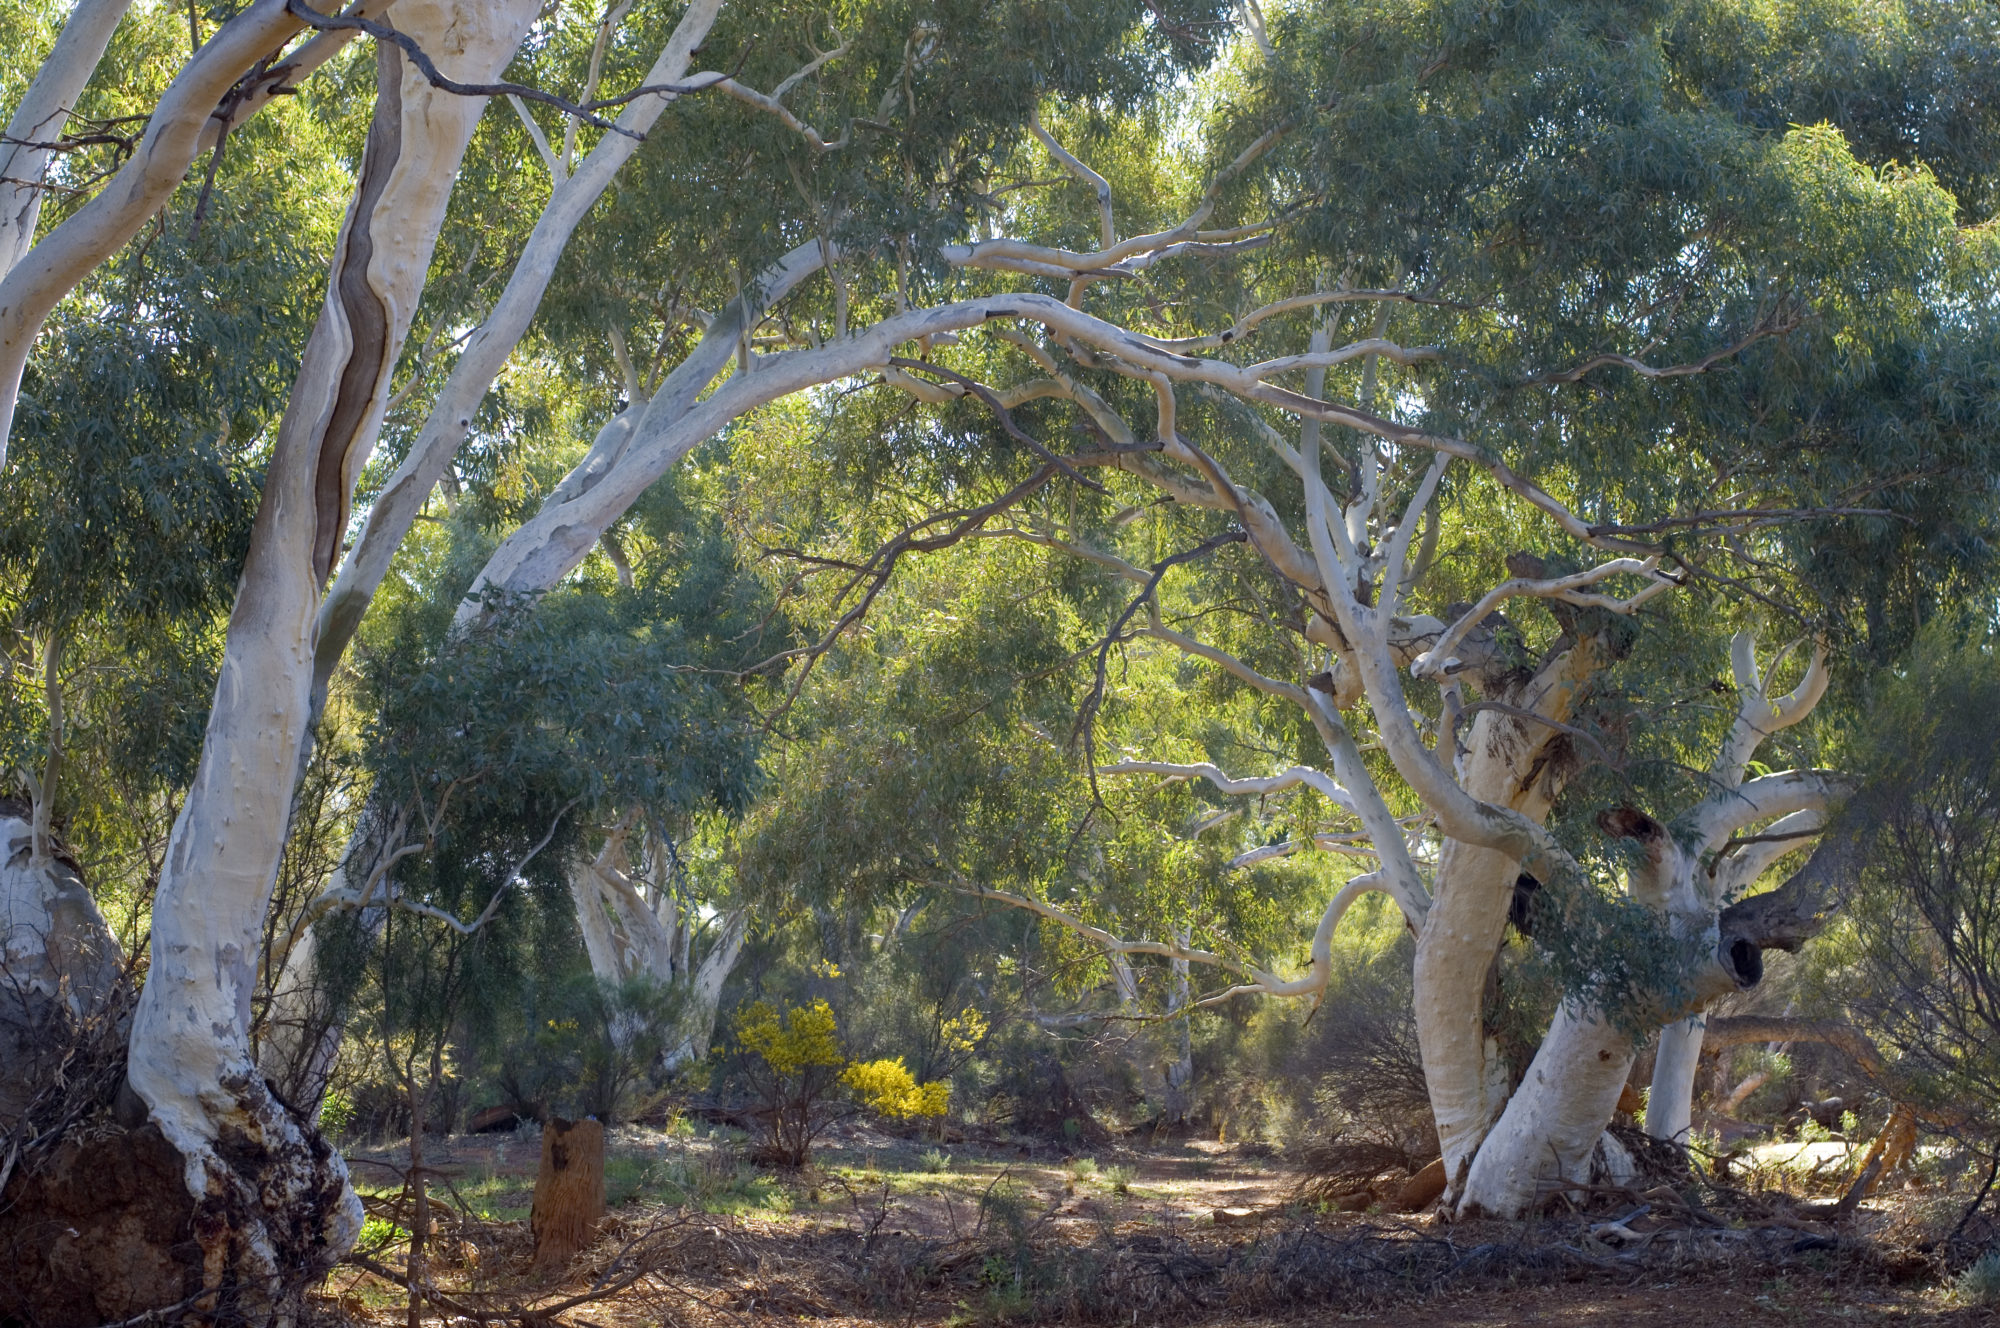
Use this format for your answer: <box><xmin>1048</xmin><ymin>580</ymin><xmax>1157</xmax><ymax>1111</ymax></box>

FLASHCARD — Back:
<box><xmin>1643</xmin><ymin>806</ymin><xmax>1840</xmax><ymax>1142</ymax></box>
<box><xmin>1641</xmin><ymin>642</ymin><xmax>1831</xmax><ymax>1140</ymax></box>
<box><xmin>1413</xmin><ymin>645</ymin><xmax>1597</xmax><ymax>1189</ymax></box>
<box><xmin>569</xmin><ymin>836</ymin><xmax>746</xmax><ymax>1069</ymax></box>
<box><xmin>0</xmin><ymin>0</ymin><xmax>133</xmax><ymax>277</ymax></box>
<box><xmin>269</xmin><ymin>238</ymin><xmax>828</xmax><ymax>1117</ymax></box>
<box><xmin>0</xmin><ymin>0</ymin><xmax>388</xmax><ymax>462</ymax></box>
<box><xmin>312</xmin><ymin>0</ymin><xmax>725</xmax><ymax>695</ymax></box>
<box><xmin>458</xmin><ymin>241</ymin><xmax>833</xmax><ymax>614</ymax></box>
<box><xmin>1458</xmin><ymin>1001</ymin><xmax>1639</xmax><ymax>1214</ymax></box>
<box><xmin>1455</xmin><ymin>776</ymin><xmax>1829</xmax><ymax>1213</ymax></box>
<box><xmin>1646</xmin><ymin>1015</ymin><xmax>1705</xmax><ymax>1144</ymax></box>
<box><xmin>122</xmin><ymin>1</ymin><xmax>539</xmax><ymax>1305</ymax></box>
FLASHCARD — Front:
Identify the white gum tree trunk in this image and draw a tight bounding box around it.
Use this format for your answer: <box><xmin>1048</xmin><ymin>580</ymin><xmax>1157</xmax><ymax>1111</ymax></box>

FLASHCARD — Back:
<box><xmin>255</xmin><ymin>0</ymin><xmax>732</xmax><ymax>1117</ymax></box>
<box><xmin>1459</xmin><ymin>1002</ymin><xmax>1641</xmax><ymax>1211</ymax></box>
<box><xmin>1414</xmin><ymin>645</ymin><xmax>1599</xmax><ymax>1186</ymax></box>
<box><xmin>0</xmin><ymin>0</ymin><xmax>132</xmax><ymax>277</ymax></box>
<box><xmin>1453</xmin><ymin>764</ymin><xmax>1833</xmax><ymax>1214</ymax></box>
<box><xmin>1642</xmin><ymin>639</ymin><xmax>1829</xmax><ymax>1142</ymax></box>
<box><xmin>1647</xmin><ymin>1015</ymin><xmax>1706</xmax><ymax>1145</ymax></box>
<box><xmin>569</xmin><ymin>828</ymin><xmax>746</xmax><ymax>1070</ymax></box>
<box><xmin>119</xmin><ymin>1</ymin><xmax>539</xmax><ymax>1307</ymax></box>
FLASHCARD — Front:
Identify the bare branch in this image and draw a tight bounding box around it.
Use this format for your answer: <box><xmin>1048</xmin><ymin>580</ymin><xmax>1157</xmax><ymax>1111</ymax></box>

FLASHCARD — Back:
<box><xmin>1139</xmin><ymin>613</ymin><xmax>1310</xmax><ymax>705</ymax></box>
<box><xmin>1710</xmin><ymin>633</ymin><xmax>1831</xmax><ymax>789</ymax></box>
<box><xmin>1526</xmin><ymin>311</ymin><xmax>1803</xmax><ymax>386</ymax></box>
<box><xmin>939</xmin><ymin>123</ymin><xmax>1289</xmax><ymax>277</ymax></box>
<box><xmin>1413</xmin><ymin>557</ymin><xmax>1674</xmax><ymax>679</ymax></box>
<box><xmin>962</xmin><ymin>883</ymin><xmax>1281</xmax><ymax>987</ymax></box>
<box><xmin>886</xmin><ymin>357</ymin><xmax>1107</xmax><ymax>491</ymax></box>
<box><xmin>1229</xmin><ymin>834</ymin><xmax>1378</xmax><ymax>867</ymax></box>
<box><xmin>1150</xmin><ymin>287</ymin><xmax>1472</xmax><ymax>351</ymax></box>
<box><xmin>1072</xmin><ymin>529</ymin><xmax>1249</xmax><ymax>765</ymax></box>
<box><xmin>1029</xmin><ymin>107</ymin><xmax>1113</xmax><ymax>248</ymax></box>
<box><xmin>1101</xmin><ymin>759</ymin><xmax>1357</xmax><ymax>812</ymax></box>
<box><xmin>1683</xmin><ymin>769</ymin><xmax>1844</xmax><ymax>852</ymax></box>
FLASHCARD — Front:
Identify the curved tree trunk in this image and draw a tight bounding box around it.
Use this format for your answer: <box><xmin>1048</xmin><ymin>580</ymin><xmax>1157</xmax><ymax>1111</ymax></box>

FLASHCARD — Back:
<box><xmin>0</xmin><ymin>7</ymin><xmax>543</xmax><ymax>1321</ymax></box>
<box><xmin>1416</xmin><ymin>643</ymin><xmax>1597</xmax><ymax>1193</ymax></box>
<box><xmin>0</xmin><ymin>0</ymin><xmax>386</xmax><ymax>463</ymax></box>
<box><xmin>1458</xmin><ymin>1002</ymin><xmax>1640</xmax><ymax>1215</ymax></box>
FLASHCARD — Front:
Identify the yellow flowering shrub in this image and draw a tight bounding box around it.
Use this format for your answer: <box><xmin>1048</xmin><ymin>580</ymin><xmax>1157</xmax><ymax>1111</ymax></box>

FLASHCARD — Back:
<box><xmin>938</xmin><ymin>1006</ymin><xmax>987</xmax><ymax>1054</ymax></box>
<box><xmin>733</xmin><ymin>999</ymin><xmax>953</xmax><ymax>1161</ymax></box>
<box><xmin>842</xmin><ymin>1057</ymin><xmax>951</xmax><ymax>1119</ymax></box>
<box><xmin>733</xmin><ymin>999</ymin><xmax>849</xmax><ymax>1165</ymax></box>
<box><xmin>733</xmin><ymin>999</ymin><xmax>843</xmax><ymax>1076</ymax></box>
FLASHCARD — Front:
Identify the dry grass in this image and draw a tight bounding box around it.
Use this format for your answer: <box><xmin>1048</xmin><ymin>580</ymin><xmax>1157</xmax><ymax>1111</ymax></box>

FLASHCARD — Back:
<box><xmin>309</xmin><ymin>1148</ymin><xmax>1989</xmax><ymax>1328</ymax></box>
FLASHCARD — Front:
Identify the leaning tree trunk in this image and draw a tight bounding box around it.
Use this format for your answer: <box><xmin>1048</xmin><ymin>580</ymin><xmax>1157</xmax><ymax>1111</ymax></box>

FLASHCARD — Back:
<box><xmin>0</xmin><ymin>0</ymin><xmax>131</xmax><ymax>279</ymax></box>
<box><xmin>0</xmin><ymin>0</ymin><xmax>387</xmax><ymax>464</ymax></box>
<box><xmin>0</xmin><ymin>7</ymin><xmax>539</xmax><ymax>1322</ymax></box>
<box><xmin>1452</xmin><ymin>779</ymin><xmax>1832</xmax><ymax>1216</ymax></box>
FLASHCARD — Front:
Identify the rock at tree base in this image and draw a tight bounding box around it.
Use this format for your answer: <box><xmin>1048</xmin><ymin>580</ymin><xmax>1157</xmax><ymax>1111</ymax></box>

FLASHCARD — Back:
<box><xmin>531</xmin><ymin>1117</ymin><xmax>606</xmax><ymax>1272</ymax></box>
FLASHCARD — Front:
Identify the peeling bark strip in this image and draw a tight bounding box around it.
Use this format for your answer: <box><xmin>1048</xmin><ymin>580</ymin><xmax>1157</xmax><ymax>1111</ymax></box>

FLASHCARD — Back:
<box><xmin>312</xmin><ymin>43</ymin><xmax>403</xmax><ymax>586</ymax></box>
<box><xmin>0</xmin><ymin>0</ymin><xmax>395</xmax><ymax>465</ymax></box>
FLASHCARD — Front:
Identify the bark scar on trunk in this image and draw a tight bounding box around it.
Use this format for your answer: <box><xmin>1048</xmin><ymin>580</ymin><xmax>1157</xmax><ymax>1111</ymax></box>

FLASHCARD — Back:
<box><xmin>312</xmin><ymin>43</ymin><xmax>404</xmax><ymax>587</ymax></box>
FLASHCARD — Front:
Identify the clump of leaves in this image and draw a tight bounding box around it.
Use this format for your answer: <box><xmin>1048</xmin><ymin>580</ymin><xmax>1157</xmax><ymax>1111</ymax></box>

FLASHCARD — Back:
<box><xmin>1955</xmin><ymin>1251</ymin><xmax>2000</xmax><ymax>1307</ymax></box>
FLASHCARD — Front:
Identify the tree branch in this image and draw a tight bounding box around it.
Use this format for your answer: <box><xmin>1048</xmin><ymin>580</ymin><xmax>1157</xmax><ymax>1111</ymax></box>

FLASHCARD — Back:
<box><xmin>1100</xmin><ymin>759</ymin><xmax>1357</xmax><ymax>812</ymax></box>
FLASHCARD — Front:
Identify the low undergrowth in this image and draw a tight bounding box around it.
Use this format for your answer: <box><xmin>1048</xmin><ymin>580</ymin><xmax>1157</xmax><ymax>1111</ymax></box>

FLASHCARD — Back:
<box><xmin>312</xmin><ymin>1169</ymin><xmax>1996</xmax><ymax>1328</ymax></box>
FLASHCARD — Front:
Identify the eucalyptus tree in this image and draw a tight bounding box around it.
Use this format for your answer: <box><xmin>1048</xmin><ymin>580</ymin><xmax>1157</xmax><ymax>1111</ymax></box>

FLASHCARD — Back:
<box><xmin>686</xmin><ymin>0</ymin><xmax>2000</xmax><ymax>1218</ymax></box>
<box><xmin>0</xmin><ymin>0</ymin><xmax>1233</xmax><ymax>1317</ymax></box>
<box><xmin>2</xmin><ymin>0</ymin><xmax>1997</xmax><ymax>1318</ymax></box>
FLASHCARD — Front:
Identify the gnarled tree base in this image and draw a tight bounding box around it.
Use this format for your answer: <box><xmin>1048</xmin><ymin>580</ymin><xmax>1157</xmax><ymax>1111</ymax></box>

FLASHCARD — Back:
<box><xmin>0</xmin><ymin>1082</ymin><xmax>358</xmax><ymax>1328</ymax></box>
<box><xmin>0</xmin><ymin>1122</ymin><xmax>197</xmax><ymax>1328</ymax></box>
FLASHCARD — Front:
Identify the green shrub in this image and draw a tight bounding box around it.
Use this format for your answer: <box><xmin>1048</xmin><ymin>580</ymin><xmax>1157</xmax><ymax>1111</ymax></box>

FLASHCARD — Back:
<box><xmin>1955</xmin><ymin>1252</ymin><xmax>2000</xmax><ymax>1306</ymax></box>
<box><xmin>318</xmin><ymin>1089</ymin><xmax>356</xmax><ymax>1138</ymax></box>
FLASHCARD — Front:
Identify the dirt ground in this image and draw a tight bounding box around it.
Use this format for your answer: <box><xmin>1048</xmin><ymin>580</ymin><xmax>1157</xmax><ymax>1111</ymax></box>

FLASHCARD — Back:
<box><xmin>324</xmin><ymin>1127</ymin><xmax>1995</xmax><ymax>1327</ymax></box>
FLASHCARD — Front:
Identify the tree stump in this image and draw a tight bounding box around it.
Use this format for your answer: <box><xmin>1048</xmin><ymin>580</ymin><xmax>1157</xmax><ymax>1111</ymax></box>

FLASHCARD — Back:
<box><xmin>530</xmin><ymin>1117</ymin><xmax>606</xmax><ymax>1273</ymax></box>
